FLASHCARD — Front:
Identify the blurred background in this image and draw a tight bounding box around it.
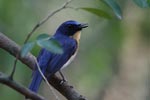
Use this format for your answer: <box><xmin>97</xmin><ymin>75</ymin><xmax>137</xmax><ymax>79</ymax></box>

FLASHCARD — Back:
<box><xmin>0</xmin><ymin>0</ymin><xmax>149</xmax><ymax>100</ymax></box>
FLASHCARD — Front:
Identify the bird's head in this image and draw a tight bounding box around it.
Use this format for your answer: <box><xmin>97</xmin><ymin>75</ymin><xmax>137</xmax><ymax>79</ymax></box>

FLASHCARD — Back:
<box><xmin>56</xmin><ymin>20</ymin><xmax>88</xmax><ymax>36</ymax></box>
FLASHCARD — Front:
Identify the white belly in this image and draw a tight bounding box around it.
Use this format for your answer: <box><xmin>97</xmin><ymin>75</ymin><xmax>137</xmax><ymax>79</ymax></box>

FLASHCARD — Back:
<box><xmin>61</xmin><ymin>52</ymin><xmax>77</xmax><ymax>69</ymax></box>
<box><xmin>61</xmin><ymin>31</ymin><xmax>80</xmax><ymax>69</ymax></box>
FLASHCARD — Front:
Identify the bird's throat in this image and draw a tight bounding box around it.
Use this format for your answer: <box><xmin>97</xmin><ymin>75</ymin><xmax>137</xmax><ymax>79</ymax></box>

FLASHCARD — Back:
<box><xmin>72</xmin><ymin>31</ymin><xmax>81</xmax><ymax>44</ymax></box>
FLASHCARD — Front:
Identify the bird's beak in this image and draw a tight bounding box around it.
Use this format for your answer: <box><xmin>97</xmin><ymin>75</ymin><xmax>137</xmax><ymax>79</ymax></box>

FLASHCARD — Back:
<box><xmin>79</xmin><ymin>23</ymin><xmax>88</xmax><ymax>29</ymax></box>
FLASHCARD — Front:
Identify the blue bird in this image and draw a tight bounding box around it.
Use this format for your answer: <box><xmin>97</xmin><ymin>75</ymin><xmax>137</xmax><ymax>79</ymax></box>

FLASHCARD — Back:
<box><xmin>29</xmin><ymin>20</ymin><xmax>88</xmax><ymax>93</ymax></box>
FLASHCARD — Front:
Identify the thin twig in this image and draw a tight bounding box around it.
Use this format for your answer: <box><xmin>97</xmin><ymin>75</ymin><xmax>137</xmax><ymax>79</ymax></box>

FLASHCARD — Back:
<box><xmin>10</xmin><ymin>0</ymin><xmax>73</xmax><ymax>80</ymax></box>
<box><xmin>9</xmin><ymin>58</ymin><xmax>17</xmax><ymax>80</ymax></box>
<box><xmin>34</xmin><ymin>57</ymin><xmax>60</xmax><ymax>100</ymax></box>
<box><xmin>25</xmin><ymin>0</ymin><xmax>73</xmax><ymax>44</ymax></box>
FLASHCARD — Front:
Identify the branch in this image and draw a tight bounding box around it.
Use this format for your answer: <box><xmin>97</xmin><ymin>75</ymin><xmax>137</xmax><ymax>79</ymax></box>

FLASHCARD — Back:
<box><xmin>49</xmin><ymin>76</ymin><xmax>86</xmax><ymax>100</ymax></box>
<box><xmin>0</xmin><ymin>33</ymin><xmax>35</xmax><ymax>69</ymax></box>
<box><xmin>0</xmin><ymin>32</ymin><xmax>87</xmax><ymax>100</ymax></box>
<box><xmin>0</xmin><ymin>72</ymin><xmax>45</xmax><ymax>100</ymax></box>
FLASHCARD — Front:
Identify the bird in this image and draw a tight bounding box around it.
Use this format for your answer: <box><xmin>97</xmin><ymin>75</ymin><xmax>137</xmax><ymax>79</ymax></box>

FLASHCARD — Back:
<box><xmin>28</xmin><ymin>20</ymin><xmax>88</xmax><ymax>93</ymax></box>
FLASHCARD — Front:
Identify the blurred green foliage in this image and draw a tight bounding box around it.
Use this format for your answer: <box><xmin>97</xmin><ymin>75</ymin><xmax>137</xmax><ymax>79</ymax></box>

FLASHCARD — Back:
<box><xmin>0</xmin><ymin>0</ymin><xmax>150</xmax><ymax>100</ymax></box>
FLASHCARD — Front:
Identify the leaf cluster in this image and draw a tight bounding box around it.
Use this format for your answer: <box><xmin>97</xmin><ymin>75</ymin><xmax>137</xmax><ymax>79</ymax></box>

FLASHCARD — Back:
<box><xmin>21</xmin><ymin>33</ymin><xmax>63</xmax><ymax>57</ymax></box>
<box><xmin>81</xmin><ymin>0</ymin><xmax>150</xmax><ymax>19</ymax></box>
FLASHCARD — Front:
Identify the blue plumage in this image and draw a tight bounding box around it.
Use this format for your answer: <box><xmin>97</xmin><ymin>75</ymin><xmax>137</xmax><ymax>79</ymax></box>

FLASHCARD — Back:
<box><xmin>29</xmin><ymin>20</ymin><xmax>88</xmax><ymax>93</ymax></box>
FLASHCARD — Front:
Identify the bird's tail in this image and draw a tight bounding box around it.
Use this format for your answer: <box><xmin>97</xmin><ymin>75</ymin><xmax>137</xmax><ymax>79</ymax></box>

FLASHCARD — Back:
<box><xmin>29</xmin><ymin>70</ymin><xmax>43</xmax><ymax>93</ymax></box>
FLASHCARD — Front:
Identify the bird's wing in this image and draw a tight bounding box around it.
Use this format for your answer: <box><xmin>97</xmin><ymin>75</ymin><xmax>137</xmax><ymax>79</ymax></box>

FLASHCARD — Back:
<box><xmin>46</xmin><ymin>37</ymin><xmax>77</xmax><ymax>76</ymax></box>
<box><xmin>29</xmin><ymin>48</ymin><xmax>52</xmax><ymax>92</ymax></box>
<box><xmin>30</xmin><ymin>48</ymin><xmax>52</xmax><ymax>76</ymax></box>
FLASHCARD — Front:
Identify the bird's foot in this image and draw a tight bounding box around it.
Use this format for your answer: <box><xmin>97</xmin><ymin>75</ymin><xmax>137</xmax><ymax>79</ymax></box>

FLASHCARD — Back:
<box><xmin>60</xmin><ymin>79</ymin><xmax>68</xmax><ymax>85</ymax></box>
<box><xmin>58</xmin><ymin>70</ymin><xmax>68</xmax><ymax>85</ymax></box>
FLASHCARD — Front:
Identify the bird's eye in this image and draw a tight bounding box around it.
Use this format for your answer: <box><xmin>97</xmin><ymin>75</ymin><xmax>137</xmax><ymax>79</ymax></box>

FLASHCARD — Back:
<box><xmin>68</xmin><ymin>25</ymin><xmax>73</xmax><ymax>29</ymax></box>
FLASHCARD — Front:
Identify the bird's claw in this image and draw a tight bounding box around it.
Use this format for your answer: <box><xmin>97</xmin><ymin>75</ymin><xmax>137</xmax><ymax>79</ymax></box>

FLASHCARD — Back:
<box><xmin>60</xmin><ymin>79</ymin><xmax>68</xmax><ymax>85</ymax></box>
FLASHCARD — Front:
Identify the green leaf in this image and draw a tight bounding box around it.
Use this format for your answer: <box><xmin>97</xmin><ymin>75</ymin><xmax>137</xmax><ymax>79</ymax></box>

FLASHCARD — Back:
<box><xmin>80</xmin><ymin>8</ymin><xmax>112</xmax><ymax>19</ymax></box>
<box><xmin>37</xmin><ymin>33</ymin><xmax>50</xmax><ymax>40</ymax></box>
<box><xmin>133</xmin><ymin>0</ymin><xmax>150</xmax><ymax>8</ymax></box>
<box><xmin>36</xmin><ymin>34</ymin><xmax>63</xmax><ymax>54</ymax></box>
<box><xmin>103</xmin><ymin>0</ymin><xmax>122</xmax><ymax>19</ymax></box>
<box><xmin>21</xmin><ymin>42</ymin><xmax>35</xmax><ymax>57</ymax></box>
<box><xmin>148</xmin><ymin>0</ymin><xmax>150</xmax><ymax>5</ymax></box>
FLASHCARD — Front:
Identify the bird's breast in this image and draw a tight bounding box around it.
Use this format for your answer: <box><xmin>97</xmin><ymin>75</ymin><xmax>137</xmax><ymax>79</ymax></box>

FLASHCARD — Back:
<box><xmin>61</xmin><ymin>31</ymin><xmax>81</xmax><ymax>69</ymax></box>
<box><xmin>61</xmin><ymin>52</ymin><xmax>77</xmax><ymax>69</ymax></box>
<box><xmin>72</xmin><ymin>31</ymin><xmax>81</xmax><ymax>44</ymax></box>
